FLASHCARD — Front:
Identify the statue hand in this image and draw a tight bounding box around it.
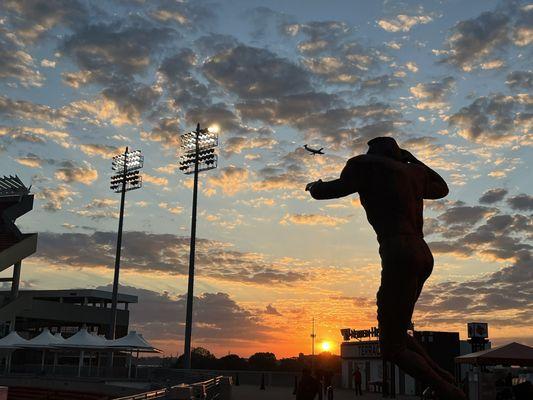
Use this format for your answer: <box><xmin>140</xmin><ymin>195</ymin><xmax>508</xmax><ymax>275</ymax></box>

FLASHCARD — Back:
<box><xmin>305</xmin><ymin>180</ymin><xmax>322</xmax><ymax>192</ymax></box>
<box><xmin>401</xmin><ymin>149</ymin><xmax>417</xmax><ymax>163</ymax></box>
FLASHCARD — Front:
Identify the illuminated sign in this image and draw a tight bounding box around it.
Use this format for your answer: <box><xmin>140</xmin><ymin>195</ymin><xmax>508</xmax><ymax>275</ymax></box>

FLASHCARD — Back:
<box><xmin>341</xmin><ymin>323</ymin><xmax>414</xmax><ymax>342</ymax></box>
<box><xmin>340</xmin><ymin>327</ymin><xmax>379</xmax><ymax>341</ymax></box>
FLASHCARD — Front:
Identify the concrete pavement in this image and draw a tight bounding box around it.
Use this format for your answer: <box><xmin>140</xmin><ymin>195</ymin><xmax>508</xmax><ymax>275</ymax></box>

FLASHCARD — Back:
<box><xmin>232</xmin><ymin>385</ymin><xmax>418</xmax><ymax>399</ymax></box>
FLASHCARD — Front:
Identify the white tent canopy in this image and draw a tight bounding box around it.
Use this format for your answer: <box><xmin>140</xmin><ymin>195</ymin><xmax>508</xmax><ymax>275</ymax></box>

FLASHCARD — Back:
<box><xmin>0</xmin><ymin>331</ymin><xmax>29</xmax><ymax>349</ymax></box>
<box><xmin>62</xmin><ymin>327</ymin><xmax>109</xmax><ymax>349</ymax></box>
<box><xmin>108</xmin><ymin>331</ymin><xmax>159</xmax><ymax>352</ymax></box>
<box><xmin>26</xmin><ymin>327</ymin><xmax>65</xmax><ymax>348</ymax></box>
<box><xmin>0</xmin><ymin>328</ymin><xmax>159</xmax><ymax>352</ymax></box>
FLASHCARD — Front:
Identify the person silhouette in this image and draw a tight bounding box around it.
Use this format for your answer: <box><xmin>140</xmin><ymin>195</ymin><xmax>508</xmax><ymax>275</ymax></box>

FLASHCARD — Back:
<box><xmin>306</xmin><ymin>137</ymin><xmax>466</xmax><ymax>400</ymax></box>
<box><xmin>296</xmin><ymin>368</ymin><xmax>320</xmax><ymax>400</ymax></box>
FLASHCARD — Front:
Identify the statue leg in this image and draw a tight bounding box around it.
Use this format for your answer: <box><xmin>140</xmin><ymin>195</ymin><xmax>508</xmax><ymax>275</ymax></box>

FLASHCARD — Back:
<box><xmin>377</xmin><ymin>238</ymin><xmax>465</xmax><ymax>400</ymax></box>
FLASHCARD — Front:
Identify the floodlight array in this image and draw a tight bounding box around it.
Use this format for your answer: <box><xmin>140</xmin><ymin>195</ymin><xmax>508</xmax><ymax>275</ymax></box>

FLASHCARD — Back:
<box><xmin>110</xmin><ymin>149</ymin><xmax>143</xmax><ymax>193</ymax></box>
<box><xmin>180</xmin><ymin>130</ymin><xmax>218</xmax><ymax>152</ymax></box>
<box><xmin>179</xmin><ymin>127</ymin><xmax>218</xmax><ymax>175</ymax></box>
<box><xmin>110</xmin><ymin>171</ymin><xmax>142</xmax><ymax>193</ymax></box>
<box><xmin>112</xmin><ymin>150</ymin><xmax>144</xmax><ymax>172</ymax></box>
<box><xmin>179</xmin><ymin>148</ymin><xmax>218</xmax><ymax>174</ymax></box>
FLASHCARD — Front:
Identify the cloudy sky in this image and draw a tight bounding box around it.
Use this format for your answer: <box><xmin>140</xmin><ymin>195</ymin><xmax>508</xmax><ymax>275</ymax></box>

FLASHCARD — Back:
<box><xmin>0</xmin><ymin>0</ymin><xmax>531</xmax><ymax>357</ymax></box>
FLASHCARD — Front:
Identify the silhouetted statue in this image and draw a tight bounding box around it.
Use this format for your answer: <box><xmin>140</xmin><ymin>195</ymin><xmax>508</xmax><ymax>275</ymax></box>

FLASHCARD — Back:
<box><xmin>296</xmin><ymin>368</ymin><xmax>320</xmax><ymax>400</ymax></box>
<box><xmin>306</xmin><ymin>137</ymin><xmax>466</xmax><ymax>400</ymax></box>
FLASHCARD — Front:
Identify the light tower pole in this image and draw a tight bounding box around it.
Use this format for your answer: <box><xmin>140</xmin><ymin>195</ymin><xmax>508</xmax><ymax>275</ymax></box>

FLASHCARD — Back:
<box><xmin>179</xmin><ymin>123</ymin><xmax>218</xmax><ymax>369</ymax></box>
<box><xmin>109</xmin><ymin>148</ymin><xmax>143</xmax><ymax>340</ymax></box>
<box><xmin>311</xmin><ymin>317</ymin><xmax>316</xmax><ymax>371</ymax></box>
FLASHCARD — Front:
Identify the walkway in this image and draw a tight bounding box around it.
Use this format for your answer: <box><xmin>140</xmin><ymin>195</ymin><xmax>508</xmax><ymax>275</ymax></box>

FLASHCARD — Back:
<box><xmin>232</xmin><ymin>385</ymin><xmax>418</xmax><ymax>400</ymax></box>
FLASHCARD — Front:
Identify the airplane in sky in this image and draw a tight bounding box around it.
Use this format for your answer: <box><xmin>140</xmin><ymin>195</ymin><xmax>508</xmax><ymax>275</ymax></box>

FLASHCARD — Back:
<box><xmin>304</xmin><ymin>144</ymin><xmax>325</xmax><ymax>155</ymax></box>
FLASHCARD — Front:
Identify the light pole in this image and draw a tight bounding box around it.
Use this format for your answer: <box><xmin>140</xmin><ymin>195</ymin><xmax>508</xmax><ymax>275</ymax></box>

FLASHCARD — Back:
<box><xmin>179</xmin><ymin>123</ymin><xmax>218</xmax><ymax>369</ymax></box>
<box><xmin>109</xmin><ymin>148</ymin><xmax>143</xmax><ymax>340</ymax></box>
<box><xmin>311</xmin><ymin>317</ymin><xmax>316</xmax><ymax>371</ymax></box>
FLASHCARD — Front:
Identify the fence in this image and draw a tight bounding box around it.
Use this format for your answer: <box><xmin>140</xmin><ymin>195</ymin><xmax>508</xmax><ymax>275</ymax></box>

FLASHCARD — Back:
<box><xmin>111</xmin><ymin>376</ymin><xmax>226</xmax><ymax>400</ymax></box>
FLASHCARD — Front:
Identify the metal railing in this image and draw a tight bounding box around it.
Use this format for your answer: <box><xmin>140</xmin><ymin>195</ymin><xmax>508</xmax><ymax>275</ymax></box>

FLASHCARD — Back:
<box><xmin>111</xmin><ymin>376</ymin><xmax>225</xmax><ymax>400</ymax></box>
<box><xmin>112</xmin><ymin>389</ymin><xmax>167</xmax><ymax>400</ymax></box>
<box><xmin>191</xmin><ymin>376</ymin><xmax>222</xmax><ymax>399</ymax></box>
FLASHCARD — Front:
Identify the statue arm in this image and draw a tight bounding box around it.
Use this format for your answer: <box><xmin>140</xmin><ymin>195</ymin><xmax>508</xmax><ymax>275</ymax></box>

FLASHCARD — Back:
<box><xmin>402</xmin><ymin>150</ymin><xmax>449</xmax><ymax>199</ymax></box>
<box><xmin>307</xmin><ymin>160</ymin><xmax>359</xmax><ymax>200</ymax></box>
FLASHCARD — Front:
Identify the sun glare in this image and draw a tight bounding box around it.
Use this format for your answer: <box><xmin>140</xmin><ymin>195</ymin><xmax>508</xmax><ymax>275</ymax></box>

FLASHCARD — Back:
<box><xmin>321</xmin><ymin>341</ymin><xmax>332</xmax><ymax>352</ymax></box>
<box><xmin>208</xmin><ymin>124</ymin><xmax>220</xmax><ymax>133</ymax></box>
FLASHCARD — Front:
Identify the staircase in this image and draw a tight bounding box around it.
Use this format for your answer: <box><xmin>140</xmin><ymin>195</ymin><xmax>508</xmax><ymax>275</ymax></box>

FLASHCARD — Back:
<box><xmin>0</xmin><ymin>176</ymin><xmax>38</xmax><ymax>306</ymax></box>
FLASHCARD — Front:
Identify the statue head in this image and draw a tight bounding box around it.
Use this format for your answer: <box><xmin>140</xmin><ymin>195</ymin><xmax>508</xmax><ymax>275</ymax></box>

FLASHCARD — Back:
<box><xmin>366</xmin><ymin>137</ymin><xmax>402</xmax><ymax>161</ymax></box>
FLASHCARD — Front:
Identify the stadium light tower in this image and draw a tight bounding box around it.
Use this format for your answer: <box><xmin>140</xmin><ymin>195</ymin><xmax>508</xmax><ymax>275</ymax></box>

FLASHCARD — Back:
<box><xmin>180</xmin><ymin>123</ymin><xmax>218</xmax><ymax>369</ymax></box>
<box><xmin>109</xmin><ymin>147</ymin><xmax>143</xmax><ymax>340</ymax></box>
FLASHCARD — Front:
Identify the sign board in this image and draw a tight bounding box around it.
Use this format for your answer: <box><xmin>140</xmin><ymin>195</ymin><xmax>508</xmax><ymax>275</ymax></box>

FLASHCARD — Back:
<box><xmin>340</xmin><ymin>341</ymin><xmax>381</xmax><ymax>358</ymax></box>
<box><xmin>341</xmin><ymin>323</ymin><xmax>413</xmax><ymax>341</ymax></box>
<box><xmin>467</xmin><ymin>322</ymin><xmax>488</xmax><ymax>339</ymax></box>
<box><xmin>341</xmin><ymin>327</ymin><xmax>379</xmax><ymax>341</ymax></box>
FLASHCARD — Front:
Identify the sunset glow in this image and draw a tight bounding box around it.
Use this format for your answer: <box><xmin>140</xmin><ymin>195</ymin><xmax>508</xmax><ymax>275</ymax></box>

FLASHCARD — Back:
<box><xmin>0</xmin><ymin>0</ymin><xmax>530</xmax><ymax>359</ymax></box>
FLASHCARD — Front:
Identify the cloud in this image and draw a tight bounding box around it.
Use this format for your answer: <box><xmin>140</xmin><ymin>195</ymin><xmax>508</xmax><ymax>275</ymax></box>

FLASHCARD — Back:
<box><xmin>61</xmin><ymin>21</ymin><xmax>174</xmax><ymax>85</ymax></box>
<box><xmin>158</xmin><ymin>48</ymin><xmax>209</xmax><ymax>109</ymax></box>
<box><xmin>377</xmin><ymin>14</ymin><xmax>432</xmax><ymax>32</ymax></box>
<box><xmin>95</xmin><ymin>284</ymin><xmax>273</xmax><ymax>348</ymax></box>
<box><xmin>439</xmin><ymin>4</ymin><xmax>531</xmax><ymax>71</ymax></box>
<box><xmin>264</xmin><ymin>304</ymin><xmax>282</xmax><ymax>316</ymax></box>
<box><xmin>158</xmin><ymin>202</ymin><xmax>184</xmax><ymax>215</ymax></box>
<box><xmin>506</xmin><ymin>194</ymin><xmax>533</xmax><ymax>211</ymax></box>
<box><xmin>35</xmin><ymin>231</ymin><xmax>309</xmax><ymax>286</ymax></box>
<box><xmin>448</xmin><ymin>93</ymin><xmax>532</xmax><ymax>145</ymax></box>
<box><xmin>79</xmin><ymin>143</ymin><xmax>118</xmax><ymax>158</ymax></box>
<box><xmin>223</xmin><ymin>136</ymin><xmax>277</xmax><ymax>157</ymax></box>
<box><xmin>207</xmin><ymin>166</ymin><xmax>249</xmax><ymax>196</ymax></box>
<box><xmin>35</xmin><ymin>184</ymin><xmax>76</xmax><ymax>211</ymax></box>
<box><xmin>0</xmin><ymin>29</ymin><xmax>43</xmax><ymax>86</ymax></box>
<box><xmin>141</xmin><ymin>118</ymin><xmax>181</xmax><ymax>149</ymax></box>
<box><xmin>143</xmin><ymin>174</ymin><xmax>169</xmax><ymax>187</ymax></box>
<box><xmin>417</xmin><ymin>251</ymin><xmax>532</xmax><ymax>328</ymax></box>
<box><xmin>54</xmin><ymin>160</ymin><xmax>98</xmax><ymax>185</ymax></box>
<box><xmin>0</xmin><ymin>125</ymin><xmax>70</xmax><ymax>148</ymax></box>
<box><xmin>203</xmin><ymin>45</ymin><xmax>311</xmax><ymax>99</ymax></box>
<box><xmin>0</xmin><ymin>95</ymin><xmax>68</xmax><ymax>127</ymax></box>
<box><xmin>437</xmin><ymin>205</ymin><xmax>496</xmax><ymax>226</ymax></box>
<box><xmin>281</xmin><ymin>213</ymin><xmax>350</xmax><ymax>227</ymax></box>
<box><xmin>75</xmin><ymin>198</ymin><xmax>118</xmax><ymax>220</ymax></box>
<box><xmin>15</xmin><ymin>153</ymin><xmax>43</xmax><ymax>168</ymax></box>
<box><xmin>479</xmin><ymin>188</ymin><xmax>508</xmax><ymax>204</ymax></box>
<box><xmin>1</xmin><ymin>0</ymin><xmax>88</xmax><ymax>44</ymax></box>
<box><xmin>149</xmin><ymin>1</ymin><xmax>215</xmax><ymax>29</ymax></box>
<box><xmin>409</xmin><ymin>77</ymin><xmax>455</xmax><ymax>110</ymax></box>
<box><xmin>506</xmin><ymin>70</ymin><xmax>533</xmax><ymax>90</ymax></box>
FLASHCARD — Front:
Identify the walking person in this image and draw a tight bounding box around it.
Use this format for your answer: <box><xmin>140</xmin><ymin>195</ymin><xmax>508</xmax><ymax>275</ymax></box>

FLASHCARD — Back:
<box><xmin>353</xmin><ymin>365</ymin><xmax>362</xmax><ymax>396</ymax></box>
<box><xmin>297</xmin><ymin>368</ymin><xmax>320</xmax><ymax>400</ymax></box>
<box><xmin>306</xmin><ymin>137</ymin><xmax>466</xmax><ymax>400</ymax></box>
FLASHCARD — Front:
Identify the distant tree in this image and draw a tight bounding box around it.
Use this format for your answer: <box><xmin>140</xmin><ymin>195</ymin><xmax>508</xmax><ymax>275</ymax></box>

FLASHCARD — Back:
<box><xmin>248</xmin><ymin>352</ymin><xmax>277</xmax><ymax>371</ymax></box>
<box><xmin>278</xmin><ymin>357</ymin><xmax>304</xmax><ymax>371</ymax></box>
<box><xmin>218</xmin><ymin>354</ymin><xmax>248</xmax><ymax>370</ymax></box>
<box><xmin>175</xmin><ymin>347</ymin><xmax>218</xmax><ymax>369</ymax></box>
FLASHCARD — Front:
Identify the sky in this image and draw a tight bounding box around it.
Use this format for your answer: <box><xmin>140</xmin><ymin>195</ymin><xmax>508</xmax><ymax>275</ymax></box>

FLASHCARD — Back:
<box><xmin>0</xmin><ymin>0</ymin><xmax>531</xmax><ymax>358</ymax></box>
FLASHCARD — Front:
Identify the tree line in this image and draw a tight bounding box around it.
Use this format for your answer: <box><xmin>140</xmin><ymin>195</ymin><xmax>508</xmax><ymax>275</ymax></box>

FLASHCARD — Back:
<box><xmin>166</xmin><ymin>347</ymin><xmax>341</xmax><ymax>372</ymax></box>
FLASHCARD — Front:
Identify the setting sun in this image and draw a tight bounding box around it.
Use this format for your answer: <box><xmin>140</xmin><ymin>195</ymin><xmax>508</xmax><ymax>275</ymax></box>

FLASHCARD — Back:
<box><xmin>321</xmin><ymin>341</ymin><xmax>332</xmax><ymax>352</ymax></box>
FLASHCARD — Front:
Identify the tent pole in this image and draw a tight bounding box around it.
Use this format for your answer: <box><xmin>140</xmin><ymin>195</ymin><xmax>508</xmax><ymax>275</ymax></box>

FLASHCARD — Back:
<box><xmin>127</xmin><ymin>351</ymin><xmax>132</xmax><ymax>379</ymax></box>
<box><xmin>97</xmin><ymin>352</ymin><xmax>101</xmax><ymax>377</ymax></box>
<box><xmin>41</xmin><ymin>349</ymin><xmax>46</xmax><ymax>373</ymax></box>
<box><xmin>78</xmin><ymin>350</ymin><xmax>84</xmax><ymax>377</ymax></box>
<box><xmin>52</xmin><ymin>352</ymin><xmax>57</xmax><ymax>374</ymax></box>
